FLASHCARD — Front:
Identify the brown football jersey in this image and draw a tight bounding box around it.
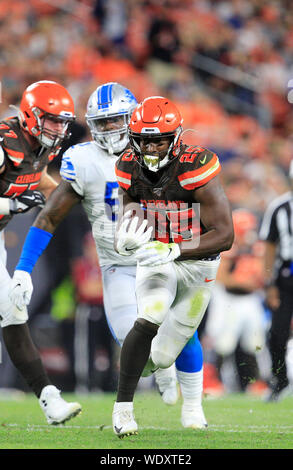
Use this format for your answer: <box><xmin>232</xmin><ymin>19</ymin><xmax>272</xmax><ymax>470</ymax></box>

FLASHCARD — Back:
<box><xmin>115</xmin><ymin>144</ymin><xmax>221</xmax><ymax>245</ymax></box>
<box><xmin>0</xmin><ymin>117</ymin><xmax>60</xmax><ymax>230</ymax></box>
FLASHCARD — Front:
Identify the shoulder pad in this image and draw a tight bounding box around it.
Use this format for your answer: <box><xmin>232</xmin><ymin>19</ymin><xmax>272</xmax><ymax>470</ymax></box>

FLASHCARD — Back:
<box><xmin>178</xmin><ymin>146</ymin><xmax>221</xmax><ymax>190</ymax></box>
<box><xmin>0</xmin><ymin>118</ymin><xmax>24</xmax><ymax>167</ymax></box>
<box><xmin>115</xmin><ymin>150</ymin><xmax>134</xmax><ymax>190</ymax></box>
<box><xmin>60</xmin><ymin>149</ymin><xmax>77</xmax><ymax>182</ymax></box>
<box><xmin>48</xmin><ymin>146</ymin><xmax>61</xmax><ymax>162</ymax></box>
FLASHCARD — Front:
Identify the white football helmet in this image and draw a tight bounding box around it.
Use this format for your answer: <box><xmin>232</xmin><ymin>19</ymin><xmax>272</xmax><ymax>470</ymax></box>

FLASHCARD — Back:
<box><xmin>85</xmin><ymin>82</ymin><xmax>137</xmax><ymax>155</ymax></box>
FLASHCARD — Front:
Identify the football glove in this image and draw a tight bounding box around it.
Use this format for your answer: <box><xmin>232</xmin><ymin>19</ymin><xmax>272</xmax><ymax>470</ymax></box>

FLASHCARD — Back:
<box><xmin>9</xmin><ymin>270</ymin><xmax>33</xmax><ymax>310</ymax></box>
<box><xmin>135</xmin><ymin>240</ymin><xmax>181</xmax><ymax>266</ymax></box>
<box><xmin>116</xmin><ymin>210</ymin><xmax>153</xmax><ymax>256</ymax></box>
<box><xmin>9</xmin><ymin>190</ymin><xmax>46</xmax><ymax>214</ymax></box>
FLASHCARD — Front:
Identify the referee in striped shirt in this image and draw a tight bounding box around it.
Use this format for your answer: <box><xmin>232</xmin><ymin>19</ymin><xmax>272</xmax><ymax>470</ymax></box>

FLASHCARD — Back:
<box><xmin>259</xmin><ymin>160</ymin><xmax>293</xmax><ymax>401</ymax></box>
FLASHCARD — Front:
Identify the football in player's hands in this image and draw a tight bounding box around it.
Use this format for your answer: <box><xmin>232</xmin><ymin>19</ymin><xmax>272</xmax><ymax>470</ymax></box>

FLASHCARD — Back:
<box><xmin>116</xmin><ymin>209</ymin><xmax>153</xmax><ymax>255</ymax></box>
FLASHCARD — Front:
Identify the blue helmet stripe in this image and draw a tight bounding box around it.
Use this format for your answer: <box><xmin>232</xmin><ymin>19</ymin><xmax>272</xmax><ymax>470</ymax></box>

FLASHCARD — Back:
<box><xmin>97</xmin><ymin>83</ymin><xmax>113</xmax><ymax>110</ymax></box>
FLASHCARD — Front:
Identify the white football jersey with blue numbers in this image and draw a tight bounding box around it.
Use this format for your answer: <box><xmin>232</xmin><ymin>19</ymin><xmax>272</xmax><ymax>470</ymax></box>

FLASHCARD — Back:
<box><xmin>60</xmin><ymin>141</ymin><xmax>136</xmax><ymax>266</ymax></box>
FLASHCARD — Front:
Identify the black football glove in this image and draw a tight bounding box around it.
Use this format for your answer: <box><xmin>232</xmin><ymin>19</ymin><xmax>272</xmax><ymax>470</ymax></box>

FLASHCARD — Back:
<box><xmin>9</xmin><ymin>190</ymin><xmax>46</xmax><ymax>214</ymax></box>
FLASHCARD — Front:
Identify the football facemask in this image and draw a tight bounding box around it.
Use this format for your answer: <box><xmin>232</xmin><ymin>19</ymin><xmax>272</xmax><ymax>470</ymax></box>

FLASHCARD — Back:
<box><xmin>85</xmin><ymin>82</ymin><xmax>137</xmax><ymax>155</ymax></box>
<box><xmin>129</xmin><ymin>130</ymin><xmax>182</xmax><ymax>172</ymax></box>
<box><xmin>37</xmin><ymin>112</ymin><xmax>73</xmax><ymax>148</ymax></box>
<box><xmin>86</xmin><ymin>114</ymin><xmax>130</xmax><ymax>155</ymax></box>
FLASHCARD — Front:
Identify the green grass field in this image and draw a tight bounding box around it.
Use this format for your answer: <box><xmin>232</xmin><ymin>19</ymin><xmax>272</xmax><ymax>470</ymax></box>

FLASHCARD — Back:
<box><xmin>0</xmin><ymin>391</ymin><xmax>292</xmax><ymax>450</ymax></box>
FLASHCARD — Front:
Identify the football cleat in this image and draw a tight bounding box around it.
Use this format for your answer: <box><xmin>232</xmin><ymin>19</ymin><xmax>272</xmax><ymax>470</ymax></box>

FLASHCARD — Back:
<box><xmin>112</xmin><ymin>402</ymin><xmax>138</xmax><ymax>438</ymax></box>
<box><xmin>39</xmin><ymin>385</ymin><xmax>82</xmax><ymax>425</ymax></box>
<box><xmin>263</xmin><ymin>380</ymin><xmax>292</xmax><ymax>403</ymax></box>
<box><xmin>155</xmin><ymin>366</ymin><xmax>179</xmax><ymax>405</ymax></box>
<box><xmin>181</xmin><ymin>403</ymin><xmax>208</xmax><ymax>430</ymax></box>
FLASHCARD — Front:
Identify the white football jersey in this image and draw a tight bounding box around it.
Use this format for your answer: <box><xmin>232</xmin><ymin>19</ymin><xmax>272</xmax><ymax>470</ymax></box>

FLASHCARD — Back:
<box><xmin>60</xmin><ymin>141</ymin><xmax>136</xmax><ymax>266</ymax></box>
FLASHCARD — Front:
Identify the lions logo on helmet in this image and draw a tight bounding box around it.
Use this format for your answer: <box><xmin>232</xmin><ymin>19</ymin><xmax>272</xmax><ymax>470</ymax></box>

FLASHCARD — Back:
<box><xmin>85</xmin><ymin>82</ymin><xmax>137</xmax><ymax>155</ymax></box>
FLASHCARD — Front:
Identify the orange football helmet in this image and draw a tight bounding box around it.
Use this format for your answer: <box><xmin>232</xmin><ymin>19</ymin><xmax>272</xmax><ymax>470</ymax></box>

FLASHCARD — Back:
<box><xmin>19</xmin><ymin>80</ymin><xmax>75</xmax><ymax>148</ymax></box>
<box><xmin>128</xmin><ymin>96</ymin><xmax>183</xmax><ymax>171</ymax></box>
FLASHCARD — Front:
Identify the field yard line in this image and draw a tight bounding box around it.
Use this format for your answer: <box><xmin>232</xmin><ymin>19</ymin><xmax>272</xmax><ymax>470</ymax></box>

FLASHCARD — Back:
<box><xmin>4</xmin><ymin>423</ymin><xmax>293</xmax><ymax>433</ymax></box>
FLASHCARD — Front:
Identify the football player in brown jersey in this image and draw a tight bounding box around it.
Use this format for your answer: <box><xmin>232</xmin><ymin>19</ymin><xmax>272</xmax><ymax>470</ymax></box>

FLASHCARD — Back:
<box><xmin>10</xmin><ymin>84</ymin><xmax>212</xmax><ymax>430</ymax></box>
<box><xmin>0</xmin><ymin>81</ymin><xmax>81</xmax><ymax>424</ymax></box>
<box><xmin>112</xmin><ymin>96</ymin><xmax>234</xmax><ymax>437</ymax></box>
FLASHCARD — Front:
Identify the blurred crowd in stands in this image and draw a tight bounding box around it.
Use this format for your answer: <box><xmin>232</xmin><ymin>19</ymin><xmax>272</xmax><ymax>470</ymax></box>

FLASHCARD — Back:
<box><xmin>0</xmin><ymin>0</ymin><xmax>293</xmax><ymax>396</ymax></box>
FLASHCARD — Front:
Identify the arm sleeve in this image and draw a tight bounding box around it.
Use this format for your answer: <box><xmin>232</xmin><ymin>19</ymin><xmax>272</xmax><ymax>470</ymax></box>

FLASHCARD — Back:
<box><xmin>15</xmin><ymin>226</ymin><xmax>53</xmax><ymax>273</ymax></box>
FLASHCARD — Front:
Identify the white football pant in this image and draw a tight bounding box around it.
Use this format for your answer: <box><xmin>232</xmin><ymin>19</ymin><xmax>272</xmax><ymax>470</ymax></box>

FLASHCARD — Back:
<box><xmin>136</xmin><ymin>258</ymin><xmax>220</xmax><ymax>369</ymax></box>
<box><xmin>101</xmin><ymin>264</ymin><xmax>137</xmax><ymax>345</ymax></box>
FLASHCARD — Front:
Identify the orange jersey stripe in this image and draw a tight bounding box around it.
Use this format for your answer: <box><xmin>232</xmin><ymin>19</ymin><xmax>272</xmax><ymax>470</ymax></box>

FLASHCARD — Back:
<box><xmin>178</xmin><ymin>153</ymin><xmax>218</xmax><ymax>180</ymax></box>
<box><xmin>178</xmin><ymin>155</ymin><xmax>221</xmax><ymax>189</ymax></box>
<box><xmin>3</xmin><ymin>147</ymin><xmax>25</xmax><ymax>166</ymax></box>
<box><xmin>115</xmin><ymin>166</ymin><xmax>132</xmax><ymax>190</ymax></box>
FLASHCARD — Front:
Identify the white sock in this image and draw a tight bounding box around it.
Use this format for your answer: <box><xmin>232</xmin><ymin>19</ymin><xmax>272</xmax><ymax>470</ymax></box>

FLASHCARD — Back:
<box><xmin>155</xmin><ymin>364</ymin><xmax>177</xmax><ymax>393</ymax></box>
<box><xmin>176</xmin><ymin>368</ymin><xmax>203</xmax><ymax>407</ymax></box>
<box><xmin>114</xmin><ymin>402</ymin><xmax>133</xmax><ymax>412</ymax></box>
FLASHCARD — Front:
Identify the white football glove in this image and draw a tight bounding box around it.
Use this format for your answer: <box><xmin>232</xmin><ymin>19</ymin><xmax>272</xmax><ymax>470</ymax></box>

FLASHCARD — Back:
<box><xmin>116</xmin><ymin>210</ymin><xmax>153</xmax><ymax>256</ymax></box>
<box><xmin>135</xmin><ymin>240</ymin><xmax>181</xmax><ymax>267</ymax></box>
<box><xmin>9</xmin><ymin>270</ymin><xmax>33</xmax><ymax>310</ymax></box>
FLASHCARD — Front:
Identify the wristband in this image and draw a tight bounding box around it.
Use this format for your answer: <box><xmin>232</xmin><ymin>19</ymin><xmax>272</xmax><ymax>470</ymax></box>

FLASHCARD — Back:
<box><xmin>15</xmin><ymin>226</ymin><xmax>53</xmax><ymax>273</ymax></box>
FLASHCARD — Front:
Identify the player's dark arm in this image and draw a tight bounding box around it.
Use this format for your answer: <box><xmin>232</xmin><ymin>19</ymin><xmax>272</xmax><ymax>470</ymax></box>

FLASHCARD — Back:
<box><xmin>178</xmin><ymin>175</ymin><xmax>234</xmax><ymax>260</ymax></box>
<box><xmin>36</xmin><ymin>166</ymin><xmax>59</xmax><ymax>199</ymax></box>
<box><xmin>33</xmin><ymin>179</ymin><xmax>82</xmax><ymax>233</ymax></box>
<box><xmin>13</xmin><ymin>180</ymin><xmax>82</xmax><ymax>274</ymax></box>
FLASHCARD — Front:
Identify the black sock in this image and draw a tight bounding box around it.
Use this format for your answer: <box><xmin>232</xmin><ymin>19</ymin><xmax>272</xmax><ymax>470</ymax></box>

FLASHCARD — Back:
<box><xmin>2</xmin><ymin>324</ymin><xmax>51</xmax><ymax>397</ymax></box>
<box><xmin>117</xmin><ymin>320</ymin><xmax>158</xmax><ymax>402</ymax></box>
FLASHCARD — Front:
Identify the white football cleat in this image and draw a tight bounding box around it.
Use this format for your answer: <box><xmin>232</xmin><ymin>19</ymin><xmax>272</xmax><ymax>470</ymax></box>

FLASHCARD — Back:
<box><xmin>155</xmin><ymin>367</ymin><xmax>179</xmax><ymax>405</ymax></box>
<box><xmin>181</xmin><ymin>403</ymin><xmax>208</xmax><ymax>430</ymax></box>
<box><xmin>112</xmin><ymin>402</ymin><xmax>138</xmax><ymax>438</ymax></box>
<box><xmin>161</xmin><ymin>383</ymin><xmax>179</xmax><ymax>405</ymax></box>
<box><xmin>39</xmin><ymin>385</ymin><xmax>81</xmax><ymax>425</ymax></box>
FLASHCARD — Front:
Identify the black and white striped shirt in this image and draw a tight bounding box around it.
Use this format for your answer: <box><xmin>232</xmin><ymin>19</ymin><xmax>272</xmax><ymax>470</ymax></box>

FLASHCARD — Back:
<box><xmin>259</xmin><ymin>191</ymin><xmax>293</xmax><ymax>280</ymax></box>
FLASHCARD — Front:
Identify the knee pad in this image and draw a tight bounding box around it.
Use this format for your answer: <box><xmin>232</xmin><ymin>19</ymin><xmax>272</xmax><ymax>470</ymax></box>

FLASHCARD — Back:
<box><xmin>151</xmin><ymin>334</ymin><xmax>175</xmax><ymax>369</ymax></box>
<box><xmin>151</xmin><ymin>315</ymin><xmax>194</xmax><ymax>369</ymax></box>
